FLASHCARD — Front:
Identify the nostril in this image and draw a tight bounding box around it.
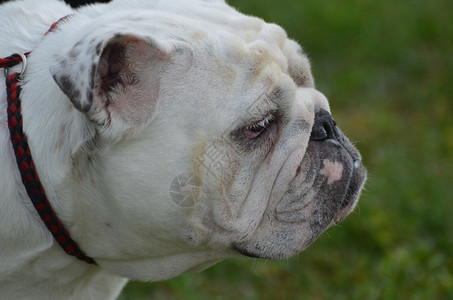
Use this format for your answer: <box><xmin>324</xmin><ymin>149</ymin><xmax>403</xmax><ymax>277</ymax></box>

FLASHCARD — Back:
<box><xmin>310</xmin><ymin>122</ymin><xmax>328</xmax><ymax>141</ymax></box>
<box><xmin>310</xmin><ymin>109</ymin><xmax>339</xmax><ymax>141</ymax></box>
<box><xmin>323</xmin><ymin>120</ymin><xmax>337</xmax><ymax>140</ymax></box>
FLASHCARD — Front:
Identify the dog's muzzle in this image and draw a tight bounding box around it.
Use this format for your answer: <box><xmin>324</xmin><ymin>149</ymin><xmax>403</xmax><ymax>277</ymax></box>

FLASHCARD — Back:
<box><xmin>306</xmin><ymin>108</ymin><xmax>366</xmax><ymax>228</ymax></box>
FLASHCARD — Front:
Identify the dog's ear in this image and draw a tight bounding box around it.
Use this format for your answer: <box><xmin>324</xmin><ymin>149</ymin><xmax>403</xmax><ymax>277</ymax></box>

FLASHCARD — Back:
<box><xmin>50</xmin><ymin>34</ymin><xmax>178</xmax><ymax>129</ymax></box>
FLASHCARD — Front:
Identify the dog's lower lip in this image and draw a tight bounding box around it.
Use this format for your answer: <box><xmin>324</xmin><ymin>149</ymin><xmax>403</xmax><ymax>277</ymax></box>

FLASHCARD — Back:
<box><xmin>335</xmin><ymin>160</ymin><xmax>366</xmax><ymax>219</ymax></box>
<box><xmin>231</xmin><ymin>244</ymin><xmax>263</xmax><ymax>258</ymax></box>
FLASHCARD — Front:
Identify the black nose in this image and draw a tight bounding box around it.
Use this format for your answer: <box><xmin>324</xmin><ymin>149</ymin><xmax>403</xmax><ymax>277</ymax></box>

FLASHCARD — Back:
<box><xmin>310</xmin><ymin>109</ymin><xmax>340</xmax><ymax>141</ymax></box>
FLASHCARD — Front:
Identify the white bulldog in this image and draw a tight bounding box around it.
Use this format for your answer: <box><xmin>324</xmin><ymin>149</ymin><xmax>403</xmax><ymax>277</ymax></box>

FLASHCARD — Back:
<box><xmin>0</xmin><ymin>0</ymin><xmax>366</xmax><ymax>298</ymax></box>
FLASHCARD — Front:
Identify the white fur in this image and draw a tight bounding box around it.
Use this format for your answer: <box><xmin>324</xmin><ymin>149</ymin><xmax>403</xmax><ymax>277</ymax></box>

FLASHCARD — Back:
<box><xmin>0</xmin><ymin>0</ymin><xmax>365</xmax><ymax>298</ymax></box>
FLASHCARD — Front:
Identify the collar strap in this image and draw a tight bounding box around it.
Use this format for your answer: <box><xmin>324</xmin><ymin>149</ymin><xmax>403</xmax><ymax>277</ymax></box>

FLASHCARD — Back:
<box><xmin>2</xmin><ymin>16</ymin><xmax>97</xmax><ymax>265</ymax></box>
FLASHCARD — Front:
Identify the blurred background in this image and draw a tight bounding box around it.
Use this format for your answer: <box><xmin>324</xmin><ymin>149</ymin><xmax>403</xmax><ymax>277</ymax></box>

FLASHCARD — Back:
<box><xmin>114</xmin><ymin>0</ymin><xmax>452</xmax><ymax>298</ymax></box>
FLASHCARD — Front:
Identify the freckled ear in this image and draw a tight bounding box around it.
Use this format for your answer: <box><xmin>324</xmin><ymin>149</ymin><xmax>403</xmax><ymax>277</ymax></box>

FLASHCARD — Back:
<box><xmin>50</xmin><ymin>34</ymin><xmax>175</xmax><ymax>125</ymax></box>
<box><xmin>50</xmin><ymin>41</ymin><xmax>98</xmax><ymax>113</ymax></box>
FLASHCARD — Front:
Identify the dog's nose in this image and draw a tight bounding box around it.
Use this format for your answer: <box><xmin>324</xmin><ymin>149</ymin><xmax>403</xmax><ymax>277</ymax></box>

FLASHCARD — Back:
<box><xmin>310</xmin><ymin>109</ymin><xmax>340</xmax><ymax>141</ymax></box>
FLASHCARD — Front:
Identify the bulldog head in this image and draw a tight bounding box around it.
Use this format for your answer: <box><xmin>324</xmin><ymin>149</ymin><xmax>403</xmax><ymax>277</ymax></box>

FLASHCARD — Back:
<box><xmin>42</xmin><ymin>0</ymin><xmax>366</xmax><ymax>281</ymax></box>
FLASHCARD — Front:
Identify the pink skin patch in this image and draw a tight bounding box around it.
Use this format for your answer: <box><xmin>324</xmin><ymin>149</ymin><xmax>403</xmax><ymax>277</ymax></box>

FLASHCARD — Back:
<box><xmin>319</xmin><ymin>159</ymin><xmax>344</xmax><ymax>185</ymax></box>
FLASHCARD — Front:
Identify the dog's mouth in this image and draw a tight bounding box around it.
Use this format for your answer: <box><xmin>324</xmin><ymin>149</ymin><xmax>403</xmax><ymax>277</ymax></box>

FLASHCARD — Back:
<box><xmin>275</xmin><ymin>142</ymin><xmax>365</xmax><ymax>225</ymax></box>
<box><xmin>276</xmin><ymin>109</ymin><xmax>366</xmax><ymax>229</ymax></box>
<box><xmin>232</xmin><ymin>109</ymin><xmax>366</xmax><ymax>259</ymax></box>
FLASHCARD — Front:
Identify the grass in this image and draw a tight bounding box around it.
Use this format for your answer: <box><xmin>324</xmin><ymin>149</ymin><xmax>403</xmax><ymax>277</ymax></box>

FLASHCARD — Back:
<box><xmin>120</xmin><ymin>0</ymin><xmax>453</xmax><ymax>298</ymax></box>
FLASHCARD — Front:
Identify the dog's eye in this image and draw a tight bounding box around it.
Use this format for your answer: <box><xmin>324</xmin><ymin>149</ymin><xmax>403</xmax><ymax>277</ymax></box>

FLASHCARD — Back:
<box><xmin>244</xmin><ymin>114</ymin><xmax>275</xmax><ymax>139</ymax></box>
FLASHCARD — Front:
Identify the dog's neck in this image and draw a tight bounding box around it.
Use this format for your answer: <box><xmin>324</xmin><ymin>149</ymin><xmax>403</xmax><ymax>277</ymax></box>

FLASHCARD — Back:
<box><xmin>0</xmin><ymin>91</ymin><xmax>126</xmax><ymax>298</ymax></box>
<box><xmin>0</xmin><ymin>1</ymin><xmax>127</xmax><ymax>297</ymax></box>
<box><xmin>0</xmin><ymin>54</ymin><xmax>127</xmax><ymax>300</ymax></box>
<box><xmin>0</xmin><ymin>76</ymin><xmax>127</xmax><ymax>300</ymax></box>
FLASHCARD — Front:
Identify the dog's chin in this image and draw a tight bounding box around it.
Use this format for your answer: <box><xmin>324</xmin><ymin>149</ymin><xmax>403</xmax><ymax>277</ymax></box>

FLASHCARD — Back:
<box><xmin>231</xmin><ymin>189</ymin><xmax>362</xmax><ymax>260</ymax></box>
<box><xmin>231</xmin><ymin>189</ymin><xmax>361</xmax><ymax>260</ymax></box>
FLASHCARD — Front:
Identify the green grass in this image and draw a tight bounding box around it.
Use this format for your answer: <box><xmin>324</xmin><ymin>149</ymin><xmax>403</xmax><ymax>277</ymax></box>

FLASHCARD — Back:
<box><xmin>120</xmin><ymin>0</ymin><xmax>453</xmax><ymax>298</ymax></box>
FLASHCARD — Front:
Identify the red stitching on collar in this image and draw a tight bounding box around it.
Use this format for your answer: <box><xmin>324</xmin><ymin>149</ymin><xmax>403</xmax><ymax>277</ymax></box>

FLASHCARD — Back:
<box><xmin>2</xmin><ymin>16</ymin><xmax>97</xmax><ymax>266</ymax></box>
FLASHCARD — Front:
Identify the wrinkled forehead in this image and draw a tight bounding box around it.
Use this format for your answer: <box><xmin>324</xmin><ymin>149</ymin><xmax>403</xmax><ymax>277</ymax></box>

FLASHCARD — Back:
<box><xmin>193</xmin><ymin>13</ymin><xmax>315</xmax><ymax>89</ymax></box>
